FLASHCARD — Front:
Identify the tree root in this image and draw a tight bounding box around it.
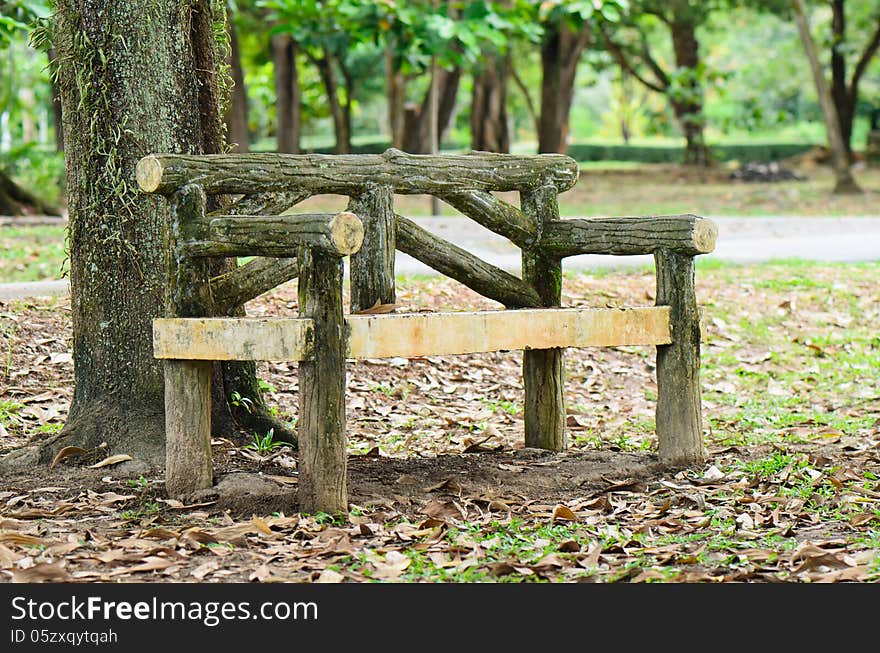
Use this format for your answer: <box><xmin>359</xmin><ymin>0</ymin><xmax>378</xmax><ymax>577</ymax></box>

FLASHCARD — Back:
<box><xmin>0</xmin><ymin>399</ymin><xmax>164</xmax><ymax>473</ymax></box>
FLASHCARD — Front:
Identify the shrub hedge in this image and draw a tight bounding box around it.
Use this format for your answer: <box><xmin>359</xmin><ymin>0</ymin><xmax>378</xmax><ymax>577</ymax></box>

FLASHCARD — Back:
<box><xmin>302</xmin><ymin>140</ymin><xmax>819</xmax><ymax>163</ymax></box>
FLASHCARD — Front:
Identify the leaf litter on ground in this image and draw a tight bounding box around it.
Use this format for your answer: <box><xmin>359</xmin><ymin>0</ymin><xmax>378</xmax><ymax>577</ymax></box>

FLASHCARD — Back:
<box><xmin>0</xmin><ymin>262</ymin><xmax>879</xmax><ymax>582</ymax></box>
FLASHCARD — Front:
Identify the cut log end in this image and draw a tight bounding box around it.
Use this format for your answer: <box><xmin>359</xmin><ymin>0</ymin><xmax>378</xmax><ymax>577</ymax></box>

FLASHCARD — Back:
<box><xmin>330</xmin><ymin>211</ymin><xmax>365</xmax><ymax>255</ymax></box>
<box><xmin>136</xmin><ymin>155</ymin><xmax>164</xmax><ymax>193</ymax></box>
<box><xmin>693</xmin><ymin>218</ymin><xmax>718</xmax><ymax>254</ymax></box>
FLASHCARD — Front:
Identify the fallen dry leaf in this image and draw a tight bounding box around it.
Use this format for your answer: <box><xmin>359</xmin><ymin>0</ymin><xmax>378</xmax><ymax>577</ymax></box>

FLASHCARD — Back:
<box><xmin>353</xmin><ymin>300</ymin><xmax>397</xmax><ymax>315</ymax></box>
<box><xmin>49</xmin><ymin>446</ymin><xmax>88</xmax><ymax>469</ymax></box>
<box><xmin>371</xmin><ymin>550</ymin><xmax>411</xmax><ymax>580</ymax></box>
<box><xmin>110</xmin><ymin>556</ymin><xmax>175</xmax><ymax>576</ymax></box>
<box><xmin>12</xmin><ymin>562</ymin><xmax>70</xmax><ymax>583</ymax></box>
<box><xmin>89</xmin><ymin>454</ymin><xmax>133</xmax><ymax>468</ymax></box>
<box><xmin>551</xmin><ymin>505</ymin><xmax>576</xmax><ymax>523</ymax></box>
<box><xmin>315</xmin><ymin>569</ymin><xmax>345</xmax><ymax>583</ymax></box>
<box><xmin>0</xmin><ymin>532</ymin><xmax>44</xmax><ymax>546</ymax></box>
<box><xmin>420</xmin><ymin>500</ymin><xmax>466</xmax><ymax>521</ymax></box>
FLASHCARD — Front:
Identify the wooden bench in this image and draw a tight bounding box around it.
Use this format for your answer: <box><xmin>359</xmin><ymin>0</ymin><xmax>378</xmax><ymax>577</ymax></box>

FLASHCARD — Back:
<box><xmin>136</xmin><ymin>149</ymin><xmax>717</xmax><ymax>514</ymax></box>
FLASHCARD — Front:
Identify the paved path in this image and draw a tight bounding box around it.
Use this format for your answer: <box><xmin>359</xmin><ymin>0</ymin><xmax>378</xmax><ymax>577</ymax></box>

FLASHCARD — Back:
<box><xmin>395</xmin><ymin>215</ymin><xmax>880</xmax><ymax>275</ymax></box>
<box><xmin>2</xmin><ymin>216</ymin><xmax>879</xmax><ymax>300</ymax></box>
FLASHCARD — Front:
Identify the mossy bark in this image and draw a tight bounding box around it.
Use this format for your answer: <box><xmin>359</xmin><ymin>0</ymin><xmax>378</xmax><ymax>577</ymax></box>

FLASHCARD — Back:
<box><xmin>28</xmin><ymin>1</ymin><xmax>204</xmax><ymax>467</ymax></box>
<box><xmin>0</xmin><ymin>1</ymin><xmax>280</xmax><ymax>472</ymax></box>
<box><xmin>520</xmin><ymin>186</ymin><xmax>566</xmax><ymax>451</ymax></box>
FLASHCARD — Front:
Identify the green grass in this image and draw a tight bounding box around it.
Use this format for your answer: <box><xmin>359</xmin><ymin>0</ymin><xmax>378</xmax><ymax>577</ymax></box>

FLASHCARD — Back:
<box><xmin>0</xmin><ymin>225</ymin><xmax>67</xmax><ymax>283</ymax></box>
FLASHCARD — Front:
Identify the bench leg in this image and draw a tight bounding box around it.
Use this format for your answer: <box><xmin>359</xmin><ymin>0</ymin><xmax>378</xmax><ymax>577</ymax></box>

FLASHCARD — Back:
<box><xmin>654</xmin><ymin>252</ymin><xmax>706</xmax><ymax>466</ymax></box>
<box><xmin>521</xmin><ymin>186</ymin><xmax>566</xmax><ymax>451</ymax></box>
<box><xmin>164</xmin><ymin>359</ymin><xmax>213</xmax><ymax>497</ymax></box>
<box><xmin>522</xmin><ymin>252</ymin><xmax>566</xmax><ymax>451</ymax></box>
<box><xmin>298</xmin><ymin>247</ymin><xmax>348</xmax><ymax>514</ymax></box>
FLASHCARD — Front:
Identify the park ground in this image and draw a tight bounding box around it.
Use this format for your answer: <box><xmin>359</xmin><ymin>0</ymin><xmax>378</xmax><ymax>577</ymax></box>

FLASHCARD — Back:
<box><xmin>0</xmin><ymin>253</ymin><xmax>878</xmax><ymax>583</ymax></box>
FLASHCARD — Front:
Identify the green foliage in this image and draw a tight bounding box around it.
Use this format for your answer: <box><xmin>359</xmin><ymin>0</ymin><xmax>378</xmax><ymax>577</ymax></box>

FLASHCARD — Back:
<box><xmin>566</xmin><ymin>141</ymin><xmax>816</xmax><ymax>163</ymax></box>
<box><xmin>244</xmin><ymin>427</ymin><xmax>288</xmax><ymax>454</ymax></box>
<box><xmin>229</xmin><ymin>390</ymin><xmax>255</xmax><ymax>414</ymax></box>
<box><xmin>0</xmin><ymin>1</ymin><xmax>50</xmax><ymax>48</ymax></box>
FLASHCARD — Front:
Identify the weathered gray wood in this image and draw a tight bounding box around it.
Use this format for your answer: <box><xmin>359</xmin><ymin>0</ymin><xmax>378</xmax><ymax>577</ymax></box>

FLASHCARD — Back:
<box><xmin>153</xmin><ymin>307</ymin><xmax>671</xmax><ymax>361</ymax></box>
<box><xmin>153</xmin><ymin>317</ymin><xmax>314</xmax><ymax>360</ymax></box>
<box><xmin>539</xmin><ymin>215</ymin><xmax>717</xmax><ymax>257</ymax></box>
<box><xmin>297</xmin><ymin>247</ymin><xmax>348</xmax><ymax>514</ymax></box>
<box><xmin>439</xmin><ymin>189</ymin><xmax>536</xmax><ymax>248</ymax></box>
<box><xmin>164</xmin><ymin>360</ymin><xmax>212</xmax><ymax>497</ymax></box>
<box><xmin>206</xmin><ymin>212</ymin><xmax>363</xmax><ymax>258</ymax></box>
<box><xmin>209</xmin><ymin>257</ymin><xmax>298</xmax><ymax>314</ymax></box>
<box><xmin>209</xmin><ymin>189</ymin><xmax>312</xmax><ymax>218</ymax></box>
<box><xmin>135</xmin><ymin>148</ymin><xmax>579</xmax><ymax>196</ymax></box>
<box><xmin>166</xmin><ymin>184</ymin><xmax>211</xmax><ymax>317</ymax></box>
<box><xmin>655</xmin><ymin>252</ymin><xmax>706</xmax><ymax>466</ymax></box>
<box><xmin>521</xmin><ymin>186</ymin><xmax>566</xmax><ymax>452</ymax></box>
<box><xmin>395</xmin><ymin>214</ymin><xmax>541</xmax><ymax>309</ymax></box>
<box><xmin>348</xmin><ymin>184</ymin><xmax>396</xmax><ymax>313</ymax></box>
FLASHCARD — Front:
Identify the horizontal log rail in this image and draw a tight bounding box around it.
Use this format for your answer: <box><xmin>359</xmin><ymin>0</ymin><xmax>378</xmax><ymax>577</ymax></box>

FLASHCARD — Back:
<box><xmin>180</xmin><ymin>211</ymin><xmax>364</xmax><ymax>258</ymax></box>
<box><xmin>136</xmin><ymin>149</ymin><xmax>578</xmax><ymax>196</ymax></box>
<box><xmin>538</xmin><ymin>215</ymin><xmax>718</xmax><ymax>257</ymax></box>
<box><xmin>153</xmin><ymin>307</ymin><xmax>671</xmax><ymax>361</ymax></box>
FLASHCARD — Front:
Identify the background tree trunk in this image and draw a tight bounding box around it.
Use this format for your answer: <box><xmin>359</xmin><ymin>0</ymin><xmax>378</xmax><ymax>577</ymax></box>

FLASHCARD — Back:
<box><xmin>792</xmin><ymin>0</ymin><xmax>861</xmax><ymax>194</ymax></box>
<box><xmin>273</xmin><ymin>34</ymin><xmax>301</xmax><ymax>154</ymax></box>
<box><xmin>403</xmin><ymin>67</ymin><xmax>461</xmax><ymax>153</ymax></box>
<box><xmin>669</xmin><ymin>18</ymin><xmax>710</xmax><ymax>166</ymax></box>
<box><xmin>0</xmin><ymin>169</ymin><xmax>61</xmax><ymax>215</ymax></box>
<box><xmin>829</xmin><ymin>0</ymin><xmax>854</xmax><ymax>162</ymax></box>
<box><xmin>225</xmin><ymin>14</ymin><xmax>250</xmax><ymax>153</ymax></box>
<box><xmin>538</xmin><ymin>24</ymin><xmax>588</xmax><ymax>154</ymax></box>
<box><xmin>314</xmin><ymin>52</ymin><xmax>351</xmax><ymax>154</ymax></box>
<box><xmin>385</xmin><ymin>48</ymin><xmax>405</xmax><ymax>149</ymax></box>
<box><xmin>470</xmin><ymin>53</ymin><xmax>510</xmax><ymax>153</ymax></box>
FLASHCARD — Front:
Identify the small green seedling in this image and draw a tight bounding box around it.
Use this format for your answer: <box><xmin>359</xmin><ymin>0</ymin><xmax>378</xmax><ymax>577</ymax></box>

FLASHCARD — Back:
<box><xmin>244</xmin><ymin>428</ymin><xmax>287</xmax><ymax>454</ymax></box>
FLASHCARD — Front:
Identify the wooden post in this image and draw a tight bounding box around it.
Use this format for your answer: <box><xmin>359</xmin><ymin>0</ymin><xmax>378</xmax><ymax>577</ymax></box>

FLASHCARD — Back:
<box><xmin>164</xmin><ymin>360</ymin><xmax>212</xmax><ymax>496</ymax></box>
<box><xmin>348</xmin><ymin>184</ymin><xmax>396</xmax><ymax>313</ymax></box>
<box><xmin>654</xmin><ymin>251</ymin><xmax>705</xmax><ymax>466</ymax></box>
<box><xmin>297</xmin><ymin>246</ymin><xmax>348</xmax><ymax>514</ymax></box>
<box><xmin>164</xmin><ymin>184</ymin><xmax>214</xmax><ymax>496</ymax></box>
<box><xmin>521</xmin><ymin>185</ymin><xmax>566</xmax><ymax>451</ymax></box>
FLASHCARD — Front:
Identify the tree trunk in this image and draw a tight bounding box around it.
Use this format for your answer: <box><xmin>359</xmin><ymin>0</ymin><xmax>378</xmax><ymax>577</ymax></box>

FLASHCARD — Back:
<box><xmin>829</xmin><ymin>0</ymin><xmax>854</xmax><ymax>161</ymax></box>
<box><xmin>470</xmin><ymin>53</ymin><xmax>510</xmax><ymax>153</ymax></box>
<box><xmin>669</xmin><ymin>18</ymin><xmax>710</xmax><ymax>166</ymax></box>
<box><xmin>538</xmin><ymin>23</ymin><xmax>588</xmax><ymax>154</ymax></box>
<box><xmin>792</xmin><ymin>0</ymin><xmax>861</xmax><ymax>194</ymax></box>
<box><xmin>385</xmin><ymin>48</ymin><xmax>406</xmax><ymax>149</ymax></box>
<box><xmin>273</xmin><ymin>34</ymin><xmax>301</xmax><ymax>154</ymax></box>
<box><xmin>315</xmin><ymin>52</ymin><xmax>350</xmax><ymax>154</ymax></box>
<box><xmin>403</xmin><ymin>67</ymin><xmax>462</xmax><ymax>153</ymax></box>
<box><xmin>225</xmin><ymin>14</ymin><xmax>249</xmax><ymax>153</ymax></box>
<box><xmin>32</xmin><ymin>0</ymin><xmax>206</xmax><ymax>467</ymax></box>
<box><xmin>0</xmin><ymin>169</ymin><xmax>60</xmax><ymax>216</ymax></box>
<box><xmin>0</xmin><ymin>0</ymin><xmax>281</xmax><ymax>472</ymax></box>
